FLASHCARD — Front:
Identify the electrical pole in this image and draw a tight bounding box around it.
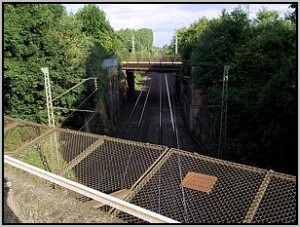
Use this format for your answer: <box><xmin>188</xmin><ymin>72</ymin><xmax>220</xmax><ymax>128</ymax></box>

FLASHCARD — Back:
<box><xmin>148</xmin><ymin>46</ymin><xmax>151</xmax><ymax>60</ymax></box>
<box><xmin>41</xmin><ymin>67</ymin><xmax>59</xmax><ymax>158</ymax></box>
<box><xmin>218</xmin><ymin>65</ymin><xmax>230</xmax><ymax>158</ymax></box>
<box><xmin>41</xmin><ymin>67</ymin><xmax>55</xmax><ymax>127</ymax></box>
<box><xmin>175</xmin><ymin>32</ymin><xmax>178</xmax><ymax>55</ymax></box>
<box><xmin>132</xmin><ymin>33</ymin><xmax>135</xmax><ymax>54</ymax></box>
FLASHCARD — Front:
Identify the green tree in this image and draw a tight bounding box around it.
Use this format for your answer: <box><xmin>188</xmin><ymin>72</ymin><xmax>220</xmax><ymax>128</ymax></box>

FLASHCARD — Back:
<box><xmin>176</xmin><ymin>17</ymin><xmax>209</xmax><ymax>60</ymax></box>
<box><xmin>4</xmin><ymin>4</ymin><xmax>66</xmax><ymax>122</ymax></box>
<box><xmin>289</xmin><ymin>3</ymin><xmax>297</xmax><ymax>22</ymax></box>
<box><xmin>176</xmin><ymin>6</ymin><xmax>297</xmax><ymax>174</ymax></box>
<box><xmin>76</xmin><ymin>4</ymin><xmax>116</xmax><ymax>52</ymax></box>
<box><xmin>4</xmin><ymin>3</ymin><xmax>117</xmax><ymax>133</ymax></box>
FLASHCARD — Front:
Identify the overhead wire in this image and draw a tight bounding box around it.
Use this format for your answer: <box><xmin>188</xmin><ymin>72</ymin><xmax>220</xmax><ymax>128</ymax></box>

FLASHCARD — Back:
<box><xmin>164</xmin><ymin>73</ymin><xmax>189</xmax><ymax>222</ymax></box>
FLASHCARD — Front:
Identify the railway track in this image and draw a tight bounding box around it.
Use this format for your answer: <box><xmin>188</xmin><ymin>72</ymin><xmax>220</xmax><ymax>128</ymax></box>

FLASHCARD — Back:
<box><xmin>121</xmin><ymin>74</ymin><xmax>153</xmax><ymax>141</ymax></box>
<box><xmin>160</xmin><ymin>74</ymin><xmax>178</xmax><ymax>148</ymax></box>
<box><xmin>121</xmin><ymin>72</ymin><xmax>199</xmax><ymax>152</ymax></box>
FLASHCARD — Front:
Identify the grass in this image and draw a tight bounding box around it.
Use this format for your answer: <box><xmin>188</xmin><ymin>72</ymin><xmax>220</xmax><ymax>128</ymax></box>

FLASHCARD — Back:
<box><xmin>17</xmin><ymin>135</ymin><xmax>76</xmax><ymax>179</ymax></box>
<box><xmin>4</xmin><ymin>119</ymin><xmax>13</xmax><ymax>127</ymax></box>
<box><xmin>4</xmin><ymin>125</ymin><xmax>40</xmax><ymax>153</ymax></box>
<box><xmin>5</xmin><ymin>126</ymin><xmax>76</xmax><ymax>180</ymax></box>
<box><xmin>134</xmin><ymin>72</ymin><xmax>144</xmax><ymax>91</ymax></box>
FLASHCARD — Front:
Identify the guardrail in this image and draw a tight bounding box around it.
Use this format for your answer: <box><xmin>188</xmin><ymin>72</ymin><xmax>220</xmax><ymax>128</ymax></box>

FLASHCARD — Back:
<box><xmin>4</xmin><ymin>155</ymin><xmax>179</xmax><ymax>223</ymax></box>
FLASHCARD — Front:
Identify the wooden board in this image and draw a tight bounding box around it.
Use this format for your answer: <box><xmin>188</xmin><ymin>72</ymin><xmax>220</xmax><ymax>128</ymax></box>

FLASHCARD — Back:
<box><xmin>180</xmin><ymin>172</ymin><xmax>217</xmax><ymax>194</ymax></box>
<box><xmin>85</xmin><ymin>188</ymin><xmax>132</xmax><ymax>209</ymax></box>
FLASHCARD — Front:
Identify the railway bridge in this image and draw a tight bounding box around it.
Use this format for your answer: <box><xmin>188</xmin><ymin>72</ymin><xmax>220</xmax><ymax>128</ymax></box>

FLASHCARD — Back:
<box><xmin>120</xmin><ymin>61</ymin><xmax>182</xmax><ymax>101</ymax></box>
<box><xmin>120</xmin><ymin>61</ymin><xmax>182</xmax><ymax>72</ymax></box>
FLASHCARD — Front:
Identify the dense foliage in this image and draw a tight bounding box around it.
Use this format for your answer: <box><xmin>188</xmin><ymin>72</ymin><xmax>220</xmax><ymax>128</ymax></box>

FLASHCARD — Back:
<box><xmin>4</xmin><ymin>4</ymin><xmax>116</xmax><ymax>129</ymax></box>
<box><xmin>177</xmin><ymin>6</ymin><xmax>297</xmax><ymax>174</ymax></box>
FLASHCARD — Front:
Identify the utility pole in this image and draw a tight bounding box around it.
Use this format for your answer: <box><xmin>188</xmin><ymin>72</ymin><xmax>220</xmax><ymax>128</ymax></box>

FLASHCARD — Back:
<box><xmin>218</xmin><ymin>65</ymin><xmax>230</xmax><ymax>158</ymax></box>
<box><xmin>94</xmin><ymin>78</ymin><xmax>98</xmax><ymax>91</ymax></box>
<box><xmin>132</xmin><ymin>33</ymin><xmax>135</xmax><ymax>54</ymax></box>
<box><xmin>41</xmin><ymin>67</ymin><xmax>55</xmax><ymax>127</ymax></box>
<box><xmin>175</xmin><ymin>32</ymin><xmax>178</xmax><ymax>55</ymax></box>
<box><xmin>41</xmin><ymin>67</ymin><xmax>59</xmax><ymax>158</ymax></box>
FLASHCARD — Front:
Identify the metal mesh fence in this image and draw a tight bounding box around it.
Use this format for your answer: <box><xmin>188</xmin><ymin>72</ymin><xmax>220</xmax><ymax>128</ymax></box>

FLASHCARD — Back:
<box><xmin>251</xmin><ymin>173</ymin><xmax>296</xmax><ymax>223</ymax></box>
<box><xmin>118</xmin><ymin>149</ymin><xmax>267</xmax><ymax>223</ymax></box>
<box><xmin>5</xmin><ymin>118</ymin><xmax>167</xmax><ymax>199</ymax></box>
<box><xmin>10</xmin><ymin>129</ymin><xmax>99</xmax><ymax>176</ymax></box>
<box><xmin>4</xmin><ymin>117</ymin><xmax>297</xmax><ymax>223</ymax></box>
<box><xmin>69</xmin><ymin>137</ymin><xmax>166</xmax><ymax>194</ymax></box>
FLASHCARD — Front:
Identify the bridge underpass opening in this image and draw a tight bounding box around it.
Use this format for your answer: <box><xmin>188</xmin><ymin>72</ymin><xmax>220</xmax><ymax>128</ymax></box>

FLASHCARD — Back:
<box><xmin>114</xmin><ymin>72</ymin><xmax>198</xmax><ymax>151</ymax></box>
<box><xmin>121</xmin><ymin>61</ymin><xmax>181</xmax><ymax>105</ymax></box>
<box><xmin>4</xmin><ymin>117</ymin><xmax>296</xmax><ymax>223</ymax></box>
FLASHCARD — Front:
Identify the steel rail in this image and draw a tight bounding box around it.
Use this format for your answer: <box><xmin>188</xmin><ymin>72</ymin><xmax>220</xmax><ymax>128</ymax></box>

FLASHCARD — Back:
<box><xmin>121</xmin><ymin>75</ymin><xmax>150</xmax><ymax>138</ymax></box>
<box><xmin>170</xmin><ymin>80</ymin><xmax>180</xmax><ymax>149</ymax></box>
<box><xmin>4</xmin><ymin>155</ymin><xmax>179</xmax><ymax>223</ymax></box>
<box><xmin>121</xmin><ymin>74</ymin><xmax>153</xmax><ymax>186</ymax></box>
<box><xmin>164</xmin><ymin>74</ymin><xmax>177</xmax><ymax>148</ymax></box>
<box><xmin>159</xmin><ymin>75</ymin><xmax>163</xmax><ymax>144</ymax></box>
<box><xmin>136</xmin><ymin>76</ymin><xmax>153</xmax><ymax>137</ymax></box>
<box><xmin>164</xmin><ymin>74</ymin><xmax>188</xmax><ymax>222</ymax></box>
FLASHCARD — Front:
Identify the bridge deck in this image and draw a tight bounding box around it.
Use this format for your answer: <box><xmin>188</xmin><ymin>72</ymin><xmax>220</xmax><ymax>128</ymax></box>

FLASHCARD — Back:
<box><xmin>120</xmin><ymin>61</ymin><xmax>182</xmax><ymax>71</ymax></box>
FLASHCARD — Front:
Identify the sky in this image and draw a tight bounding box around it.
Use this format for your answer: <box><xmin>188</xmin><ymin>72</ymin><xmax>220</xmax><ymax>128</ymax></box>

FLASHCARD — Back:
<box><xmin>63</xmin><ymin>4</ymin><xmax>292</xmax><ymax>47</ymax></box>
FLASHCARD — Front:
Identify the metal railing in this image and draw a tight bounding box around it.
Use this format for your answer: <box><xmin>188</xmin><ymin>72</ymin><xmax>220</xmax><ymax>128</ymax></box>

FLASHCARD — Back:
<box><xmin>4</xmin><ymin>155</ymin><xmax>179</xmax><ymax>223</ymax></box>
